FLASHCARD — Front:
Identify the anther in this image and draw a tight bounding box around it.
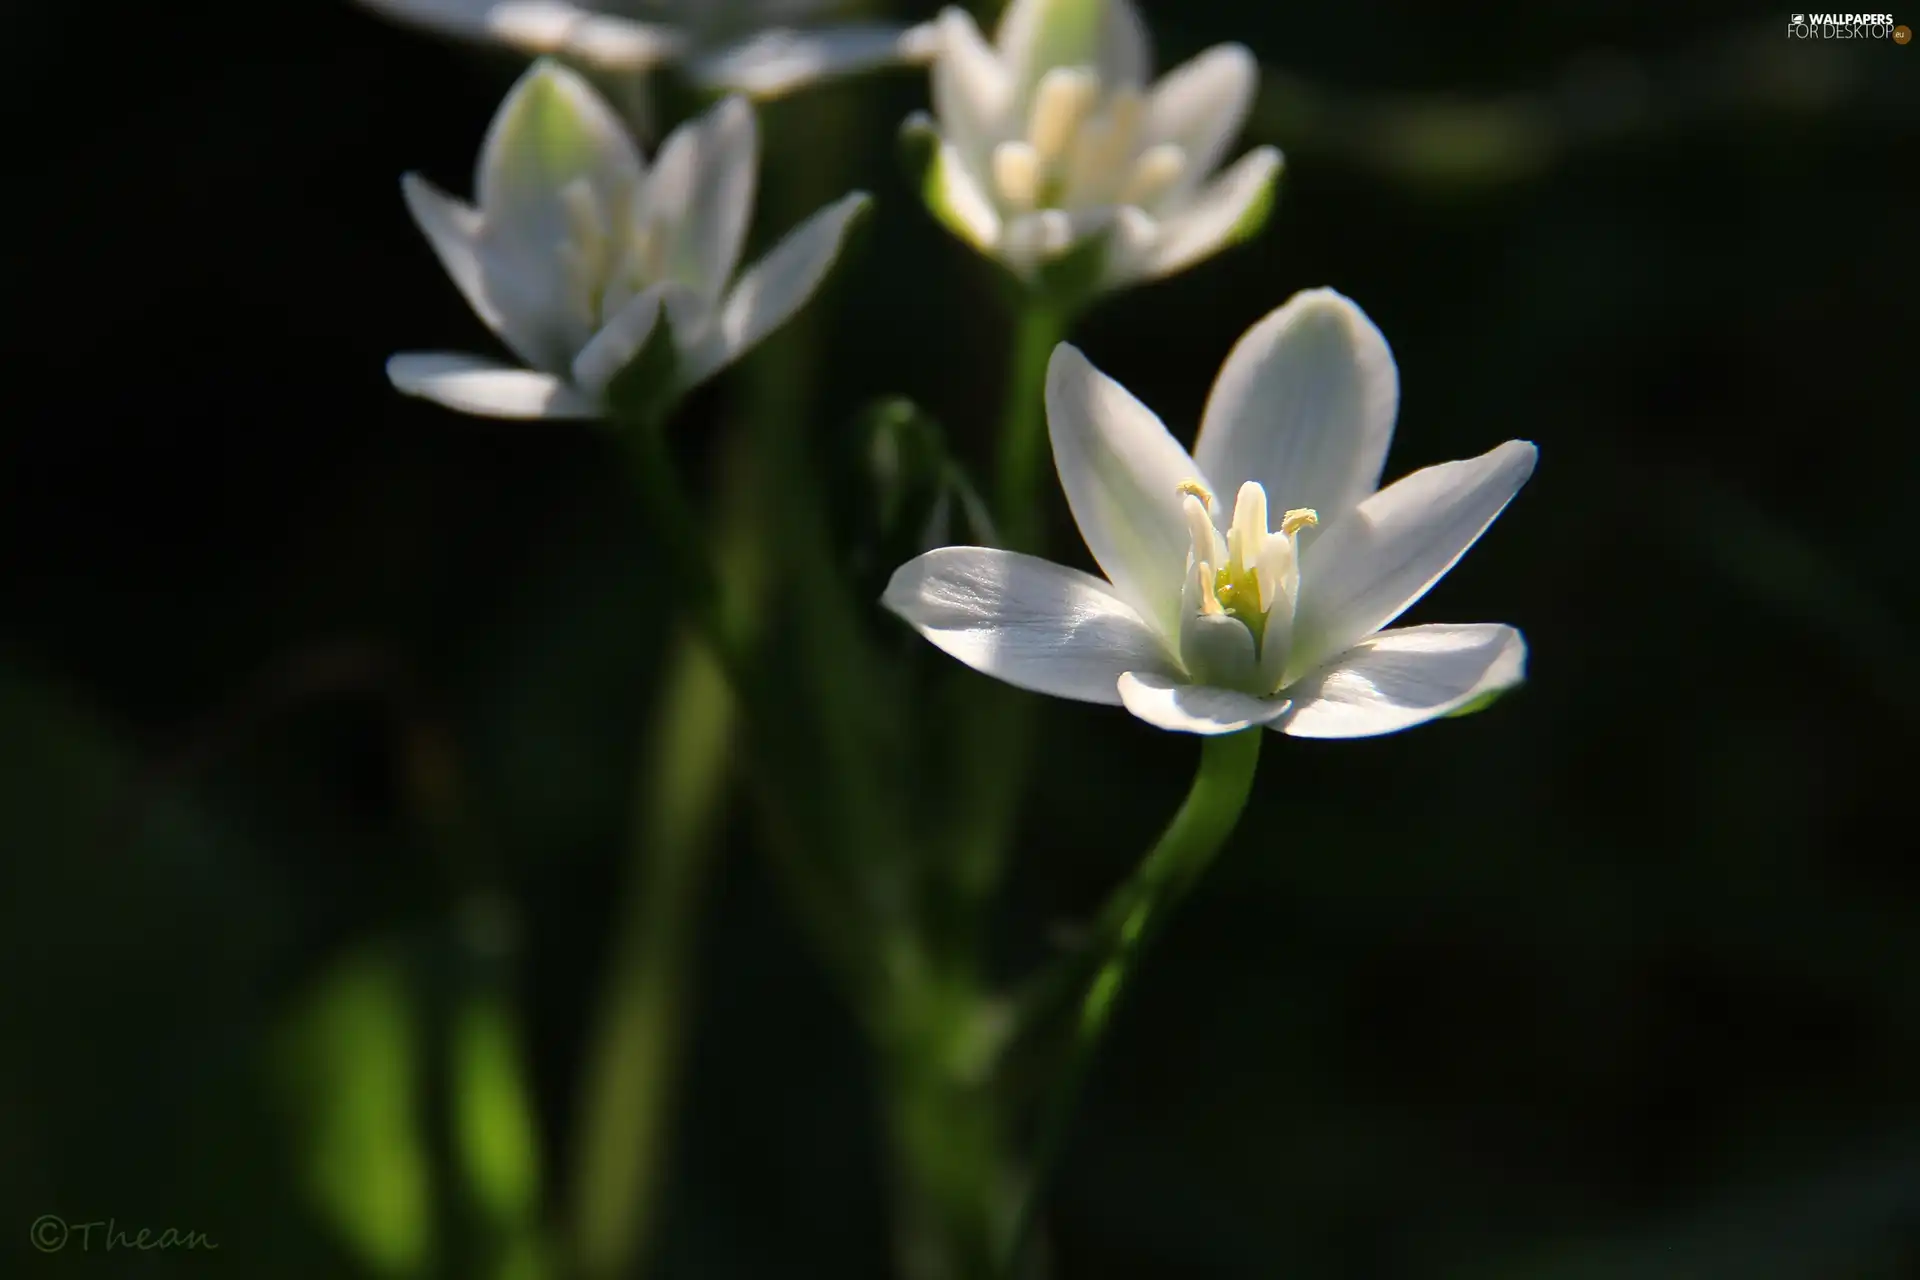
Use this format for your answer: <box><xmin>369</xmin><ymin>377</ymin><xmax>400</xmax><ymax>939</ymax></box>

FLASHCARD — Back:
<box><xmin>1028</xmin><ymin>68</ymin><xmax>1100</xmax><ymax>167</ymax></box>
<box><xmin>991</xmin><ymin>142</ymin><xmax>1041</xmax><ymax>209</ymax></box>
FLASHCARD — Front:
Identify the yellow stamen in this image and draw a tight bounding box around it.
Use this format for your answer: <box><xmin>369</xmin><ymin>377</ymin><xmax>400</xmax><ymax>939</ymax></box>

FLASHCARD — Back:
<box><xmin>1176</xmin><ymin>478</ymin><xmax>1215</xmax><ymax>508</ymax></box>
<box><xmin>991</xmin><ymin>142</ymin><xmax>1041</xmax><ymax>209</ymax></box>
<box><xmin>1194</xmin><ymin>561</ymin><xmax>1224</xmax><ymax>615</ymax></box>
<box><xmin>1280</xmin><ymin>508</ymin><xmax>1320</xmax><ymax>537</ymax></box>
<box><xmin>1119</xmin><ymin>143</ymin><xmax>1186</xmax><ymax>207</ymax></box>
<box><xmin>1028</xmin><ymin>68</ymin><xmax>1099</xmax><ymax>167</ymax></box>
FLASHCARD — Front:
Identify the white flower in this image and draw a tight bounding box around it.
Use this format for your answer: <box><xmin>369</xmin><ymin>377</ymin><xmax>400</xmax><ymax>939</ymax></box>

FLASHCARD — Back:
<box><xmin>388</xmin><ymin>60</ymin><xmax>870</xmax><ymax>421</ymax></box>
<box><xmin>357</xmin><ymin>0</ymin><xmax>939</xmax><ymax>98</ymax></box>
<box><xmin>908</xmin><ymin>0</ymin><xmax>1281</xmax><ymax>295</ymax></box>
<box><xmin>883</xmin><ymin>290</ymin><xmax>1537</xmax><ymax>737</ymax></box>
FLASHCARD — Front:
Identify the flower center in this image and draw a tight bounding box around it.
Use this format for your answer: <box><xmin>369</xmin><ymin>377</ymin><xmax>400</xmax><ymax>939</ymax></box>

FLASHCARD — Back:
<box><xmin>988</xmin><ymin>67</ymin><xmax>1188</xmax><ymax>214</ymax></box>
<box><xmin>1212</xmin><ymin>557</ymin><xmax>1267</xmax><ymax>643</ymax></box>
<box><xmin>557</xmin><ymin>179</ymin><xmax>670</xmax><ymax>332</ymax></box>
<box><xmin>1179</xmin><ymin>479</ymin><xmax>1317</xmax><ymax>694</ymax></box>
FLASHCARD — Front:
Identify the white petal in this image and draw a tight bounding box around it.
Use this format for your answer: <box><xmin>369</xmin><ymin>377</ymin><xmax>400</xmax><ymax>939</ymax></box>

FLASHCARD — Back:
<box><xmin>882</xmin><ymin>546</ymin><xmax>1175</xmax><ymax>704</ymax></box>
<box><xmin>645</xmin><ymin>95</ymin><xmax>758</xmax><ymax>299</ymax></box>
<box><xmin>923</xmin><ymin>131</ymin><xmax>1003</xmax><ymax>251</ymax></box>
<box><xmin>634</xmin><ymin>108</ymin><xmax>699</xmax><ymax>254</ymax></box>
<box><xmin>387</xmin><ymin>353</ymin><xmax>597</xmax><ymax>419</ymax></box>
<box><xmin>1142</xmin><ymin>44</ymin><xmax>1257</xmax><ymax>194</ymax></box>
<box><xmin>1094</xmin><ymin>0</ymin><xmax>1152</xmax><ymax>87</ymax></box>
<box><xmin>899</xmin><ymin>19</ymin><xmax>943</xmax><ymax>62</ymax></box>
<box><xmin>398</xmin><ymin>175</ymin><xmax>514</xmax><ymax>348</ymax></box>
<box><xmin>660</xmin><ymin>285</ymin><xmax>716</xmax><ymax>359</ymax></box>
<box><xmin>692</xmin><ymin>191</ymin><xmax>870</xmax><ymax>385</ymax></box>
<box><xmin>691</xmin><ymin>96</ymin><xmax>758</xmax><ymax>289</ymax></box>
<box><xmin>494</xmin><ymin>3</ymin><xmax>684</xmax><ymax>68</ymax></box>
<box><xmin>569</xmin><ymin>286</ymin><xmax>663</xmax><ymax>396</ymax></box>
<box><xmin>1193</xmin><ymin>289</ymin><xmax>1399</xmax><ymax>524</ymax></box>
<box><xmin>1100</xmin><ymin>204</ymin><xmax>1159</xmax><ymax>281</ymax></box>
<box><xmin>476</xmin><ymin>59</ymin><xmax>643</xmax><ymax>258</ymax></box>
<box><xmin>1295</xmin><ymin>440</ymin><xmax>1537</xmax><ymax>669</ymax></box>
<box><xmin>932</xmin><ymin>8</ymin><xmax>1013</xmax><ymax>151</ymax></box>
<box><xmin>995</xmin><ymin>0</ymin><xmax>1151</xmax><ymax>98</ymax></box>
<box><xmin>1046</xmin><ymin>344</ymin><xmax>1209</xmax><ymax>639</ymax></box>
<box><xmin>1127</xmin><ymin>146</ymin><xmax>1280</xmax><ymax>282</ymax></box>
<box><xmin>690</xmin><ymin>24</ymin><xmax>930</xmax><ymax>97</ymax></box>
<box><xmin>399</xmin><ymin>176</ymin><xmax>488</xmax><ymax>318</ymax></box>
<box><xmin>359</xmin><ymin>0</ymin><xmax>686</xmax><ymax>67</ymax></box>
<box><xmin>359</xmin><ymin>0</ymin><xmax>509</xmax><ymax>41</ymax></box>
<box><xmin>400</xmin><ymin>173</ymin><xmax>578</xmax><ymax>374</ymax></box>
<box><xmin>1278</xmin><ymin>623</ymin><xmax>1527</xmax><ymax>739</ymax></box>
<box><xmin>1116</xmin><ymin>671</ymin><xmax>1291</xmax><ymax>735</ymax></box>
<box><xmin>476</xmin><ymin>238</ymin><xmax>587</xmax><ymax>374</ymax></box>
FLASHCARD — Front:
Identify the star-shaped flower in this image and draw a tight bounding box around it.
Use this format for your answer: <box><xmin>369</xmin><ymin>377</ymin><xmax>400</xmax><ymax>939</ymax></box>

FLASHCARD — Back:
<box><xmin>907</xmin><ymin>0</ymin><xmax>1280</xmax><ymax>300</ymax></box>
<box><xmin>884</xmin><ymin>290</ymin><xmax>1536</xmax><ymax>736</ymax></box>
<box><xmin>389</xmin><ymin>60</ymin><xmax>869</xmax><ymax>420</ymax></box>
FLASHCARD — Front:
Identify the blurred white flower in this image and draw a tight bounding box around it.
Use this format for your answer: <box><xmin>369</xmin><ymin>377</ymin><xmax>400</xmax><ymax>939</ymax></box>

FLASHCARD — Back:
<box><xmin>358</xmin><ymin>0</ymin><xmax>939</xmax><ymax>98</ymax></box>
<box><xmin>388</xmin><ymin>60</ymin><xmax>869</xmax><ymax>421</ymax></box>
<box><xmin>906</xmin><ymin>0</ymin><xmax>1280</xmax><ymax>299</ymax></box>
<box><xmin>884</xmin><ymin>290</ymin><xmax>1536</xmax><ymax>737</ymax></box>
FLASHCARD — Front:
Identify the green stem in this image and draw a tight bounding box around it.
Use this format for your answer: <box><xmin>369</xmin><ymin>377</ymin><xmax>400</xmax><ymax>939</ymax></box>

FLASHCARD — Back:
<box><xmin>564</xmin><ymin>412</ymin><xmax>777</xmax><ymax>1280</ymax></box>
<box><xmin>1003</xmin><ymin>728</ymin><xmax>1266</xmax><ymax>1277</ymax></box>
<box><xmin>885</xmin><ymin>302</ymin><xmax>1077</xmax><ymax>1276</ymax></box>
<box><xmin>568</xmin><ymin>631</ymin><xmax>736</xmax><ymax>1280</ymax></box>
<box><xmin>619</xmin><ymin>417</ymin><xmax>871</xmax><ymax>983</ymax></box>
<box><xmin>565</xmin><ymin>71</ymin><xmax>902</xmax><ymax>1279</ymax></box>
<box><xmin>885</xmin><ymin>1026</ymin><xmax>1013</xmax><ymax>1280</ymax></box>
<box><xmin>946</xmin><ymin>304</ymin><xmax>1073</xmax><ymax>903</ymax></box>
<box><xmin>621</xmin><ymin>420</ymin><xmax>755</xmax><ymax>681</ymax></box>
<box><xmin>992</xmin><ymin>305</ymin><xmax>1069</xmax><ymax>556</ymax></box>
<box><xmin>734</xmin><ymin>88</ymin><xmax>907</xmax><ymax>988</ymax></box>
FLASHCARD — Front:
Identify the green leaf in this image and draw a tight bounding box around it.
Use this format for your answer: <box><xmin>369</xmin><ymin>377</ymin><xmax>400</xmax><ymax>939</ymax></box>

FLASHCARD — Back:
<box><xmin>275</xmin><ymin>946</ymin><xmax>436</xmax><ymax>1278</ymax></box>
<box><xmin>452</xmin><ymin>995</ymin><xmax>543</xmax><ymax>1231</ymax></box>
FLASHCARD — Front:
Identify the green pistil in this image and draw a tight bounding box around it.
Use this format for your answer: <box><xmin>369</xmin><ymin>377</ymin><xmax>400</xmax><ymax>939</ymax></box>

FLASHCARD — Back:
<box><xmin>1213</xmin><ymin>562</ymin><xmax>1266</xmax><ymax>649</ymax></box>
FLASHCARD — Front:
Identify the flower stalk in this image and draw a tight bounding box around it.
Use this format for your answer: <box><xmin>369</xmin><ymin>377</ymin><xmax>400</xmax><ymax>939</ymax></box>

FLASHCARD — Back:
<box><xmin>882</xmin><ymin>962</ymin><xmax>1019</xmax><ymax>1280</ymax></box>
<box><xmin>617</xmin><ymin>416</ymin><xmax>758</xmax><ymax>677</ymax></box>
<box><xmin>1004</xmin><ymin>726</ymin><xmax>1265</xmax><ymax>1276</ymax></box>
<box><xmin>994</xmin><ymin>304</ymin><xmax>1070</xmax><ymax>555</ymax></box>
<box><xmin>944</xmin><ymin>299</ymin><xmax>1070</xmax><ymax>909</ymax></box>
<box><xmin>568</xmin><ymin>632</ymin><xmax>736</xmax><ymax>1279</ymax></box>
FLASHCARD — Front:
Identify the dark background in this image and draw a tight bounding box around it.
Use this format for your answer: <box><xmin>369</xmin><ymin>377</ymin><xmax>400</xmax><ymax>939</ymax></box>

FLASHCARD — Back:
<box><xmin>4</xmin><ymin>0</ymin><xmax>1917</xmax><ymax>1276</ymax></box>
